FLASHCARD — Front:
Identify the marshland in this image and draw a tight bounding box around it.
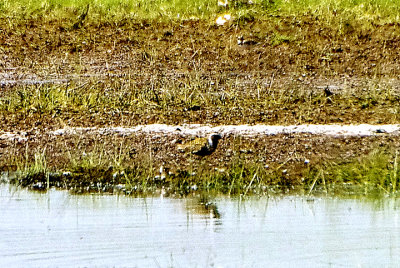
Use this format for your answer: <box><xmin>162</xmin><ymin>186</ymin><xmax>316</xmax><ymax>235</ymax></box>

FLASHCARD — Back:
<box><xmin>2</xmin><ymin>0</ymin><xmax>400</xmax><ymax>196</ymax></box>
<box><xmin>2</xmin><ymin>0</ymin><xmax>400</xmax><ymax>266</ymax></box>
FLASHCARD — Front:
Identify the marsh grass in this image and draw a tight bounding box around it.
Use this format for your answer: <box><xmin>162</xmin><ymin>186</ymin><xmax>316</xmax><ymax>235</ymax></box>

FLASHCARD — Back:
<box><xmin>2</xmin><ymin>0</ymin><xmax>400</xmax><ymax>27</ymax></box>
<box><xmin>306</xmin><ymin>149</ymin><xmax>400</xmax><ymax>196</ymax></box>
<box><xmin>10</xmin><ymin>147</ymin><xmax>50</xmax><ymax>189</ymax></box>
<box><xmin>8</xmin><ymin>144</ymin><xmax>286</xmax><ymax>196</ymax></box>
<box><xmin>1</xmin><ymin>77</ymin><xmax>399</xmax><ymax>126</ymax></box>
<box><xmin>8</xmin><ymin>141</ymin><xmax>400</xmax><ymax>197</ymax></box>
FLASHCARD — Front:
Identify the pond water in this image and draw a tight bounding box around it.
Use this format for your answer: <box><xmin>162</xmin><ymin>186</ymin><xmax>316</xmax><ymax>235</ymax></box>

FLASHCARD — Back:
<box><xmin>1</xmin><ymin>184</ymin><xmax>400</xmax><ymax>267</ymax></box>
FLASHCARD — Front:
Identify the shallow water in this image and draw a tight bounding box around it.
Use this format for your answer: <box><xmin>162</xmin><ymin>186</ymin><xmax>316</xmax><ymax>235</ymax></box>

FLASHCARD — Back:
<box><xmin>1</xmin><ymin>184</ymin><xmax>400</xmax><ymax>267</ymax></box>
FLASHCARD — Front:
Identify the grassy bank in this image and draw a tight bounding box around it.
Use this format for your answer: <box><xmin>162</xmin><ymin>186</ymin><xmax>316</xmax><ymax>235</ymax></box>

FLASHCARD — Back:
<box><xmin>6</xmin><ymin>147</ymin><xmax>400</xmax><ymax>197</ymax></box>
<box><xmin>2</xmin><ymin>0</ymin><xmax>400</xmax><ymax>26</ymax></box>
<box><xmin>1</xmin><ymin>77</ymin><xmax>399</xmax><ymax>131</ymax></box>
<box><xmin>2</xmin><ymin>132</ymin><xmax>400</xmax><ymax>197</ymax></box>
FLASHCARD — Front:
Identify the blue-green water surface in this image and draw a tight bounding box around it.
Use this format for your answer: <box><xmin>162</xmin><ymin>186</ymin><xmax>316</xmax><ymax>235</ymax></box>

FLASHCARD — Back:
<box><xmin>1</xmin><ymin>184</ymin><xmax>399</xmax><ymax>267</ymax></box>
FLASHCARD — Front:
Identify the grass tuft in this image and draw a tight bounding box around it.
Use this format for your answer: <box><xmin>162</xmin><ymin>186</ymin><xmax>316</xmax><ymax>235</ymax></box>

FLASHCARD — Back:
<box><xmin>305</xmin><ymin>149</ymin><xmax>400</xmax><ymax>196</ymax></box>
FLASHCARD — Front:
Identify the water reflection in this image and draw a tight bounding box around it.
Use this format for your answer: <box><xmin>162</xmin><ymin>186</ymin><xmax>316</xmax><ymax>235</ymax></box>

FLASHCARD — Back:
<box><xmin>1</xmin><ymin>184</ymin><xmax>399</xmax><ymax>267</ymax></box>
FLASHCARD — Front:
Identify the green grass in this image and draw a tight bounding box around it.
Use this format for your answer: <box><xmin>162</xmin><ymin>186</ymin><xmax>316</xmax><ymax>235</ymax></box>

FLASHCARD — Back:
<box><xmin>1</xmin><ymin>0</ymin><xmax>400</xmax><ymax>25</ymax></box>
<box><xmin>305</xmin><ymin>149</ymin><xmax>400</xmax><ymax>196</ymax></box>
<box><xmin>1</xmin><ymin>78</ymin><xmax>399</xmax><ymax>127</ymax></box>
<box><xmin>10</xmin><ymin>148</ymin><xmax>50</xmax><ymax>189</ymax></box>
<box><xmin>8</xmin><ymin>156</ymin><xmax>290</xmax><ymax>196</ymax></box>
<box><xmin>7</xmin><ymin>137</ymin><xmax>400</xmax><ymax>197</ymax></box>
<box><xmin>1</xmin><ymin>0</ymin><xmax>219</xmax><ymax>21</ymax></box>
<box><xmin>3</xmin><ymin>135</ymin><xmax>288</xmax><ymax>196</ymax></box>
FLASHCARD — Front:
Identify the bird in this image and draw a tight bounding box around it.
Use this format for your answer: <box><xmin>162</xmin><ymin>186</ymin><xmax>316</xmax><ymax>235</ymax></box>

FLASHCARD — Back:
<box><xmin>324</xmin><ymin>86</ymin><xmax>334</xmax><ymax>97</ymax></box>
<box><xmin>237</xmin><ymin>35</ymin><xmax>258</xmax><ymax>47</ymax></box>
<box><xmin>177</xmin><ymin>133</ymin><xmax>222</xmax><ymax>156</ymax></box>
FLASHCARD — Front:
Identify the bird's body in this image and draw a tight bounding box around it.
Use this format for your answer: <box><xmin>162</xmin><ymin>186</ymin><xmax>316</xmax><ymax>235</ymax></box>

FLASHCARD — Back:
<box><xmin>237</xmin><ymin>35</ymin><xmax>258</xmax><ymax>47</ymax></box>
<box><xmin>177</xmin><ymin>134</ymin><xmax>222</xmax><ymax>156</ymax></box>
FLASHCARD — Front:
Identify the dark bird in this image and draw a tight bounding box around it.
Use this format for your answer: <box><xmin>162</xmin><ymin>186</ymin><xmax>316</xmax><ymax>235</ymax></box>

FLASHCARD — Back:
<box><xmin>237</xmin><ymin>35</ymin><xmax>258</xmax><ymax>46</ymax></box>
<box><xmin>324</xmin><ymin>86</ymin><xmax>333</xmax><ymax>97</ymax></box>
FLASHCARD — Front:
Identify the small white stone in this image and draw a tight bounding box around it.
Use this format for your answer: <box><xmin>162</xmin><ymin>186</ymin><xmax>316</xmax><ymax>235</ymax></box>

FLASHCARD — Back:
<box><xmin>218</xmin><ymin>0</ymin><xmax>228</xmax><ymax>6</ymax></box>
<box><xmin>216</xmin><ymin>14</ymin><xmax>231</xmax><ymax>26</ymax></box>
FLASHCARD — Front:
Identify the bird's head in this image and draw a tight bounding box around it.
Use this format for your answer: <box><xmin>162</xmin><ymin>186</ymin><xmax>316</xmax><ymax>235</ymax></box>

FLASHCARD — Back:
<box><xmin>237</xmin><ymin>35</ymin><xmax>244</xmax><ymax>45</ymax></box>
<box><xmin>208</xmin><ymin>133</ymin><xmax>222</xmax><ymax>148</ymax></box>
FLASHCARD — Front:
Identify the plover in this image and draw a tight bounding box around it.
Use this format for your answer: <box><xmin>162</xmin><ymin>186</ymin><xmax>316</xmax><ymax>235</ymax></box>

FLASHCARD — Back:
<box><xmin>178</xmin><ymin>133</ymin><xmax>222</xmax><ymax>156</ymax></box>
<box><xmin>237</xmin><ymin>35</ymin><xmax>258</xmax><ymax>46</ymax></box>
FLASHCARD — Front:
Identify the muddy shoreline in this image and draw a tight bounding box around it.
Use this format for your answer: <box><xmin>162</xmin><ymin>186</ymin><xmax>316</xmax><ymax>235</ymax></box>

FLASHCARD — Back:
<box><xmin>1</xmin><ymin>124</ymin><xmax>399</xmax><ymax>196</ymax></box>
